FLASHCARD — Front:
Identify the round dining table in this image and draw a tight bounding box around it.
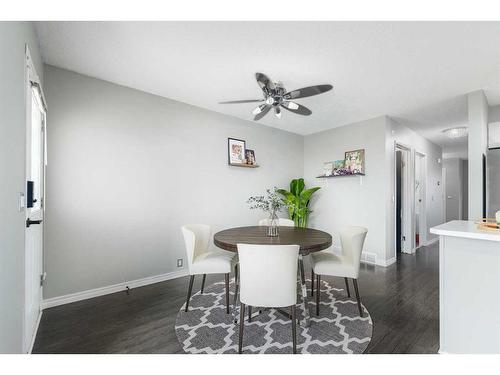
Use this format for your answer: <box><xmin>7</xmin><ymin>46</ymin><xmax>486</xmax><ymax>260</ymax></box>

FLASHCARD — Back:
<box><xmin>214</xmin><ymin>225</ymin><xmax>333</xmax><ymax>327</ymax></box>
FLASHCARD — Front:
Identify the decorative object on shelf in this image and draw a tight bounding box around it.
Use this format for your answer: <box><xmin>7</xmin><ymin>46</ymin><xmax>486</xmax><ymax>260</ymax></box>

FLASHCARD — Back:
<box><xmin>332</xmin><ymin>159</ymin><xmax>345</xmax><ymax>176</ymax></box>
<box><xmin>344</xmin><ymin>149</ymin><xmax>365</xmax><ymax>174</ymax></box>
<box><xmin>323</xmin><ymin>162</ymin><xmax>333</xmax><ymax>176</ymax></box>
<box><xmin>247</xmin><ymin>187</ymin><xmax>286</xmax><ymax>237</ymax></box>
<box><xmin>229</xmin><ymin>163</ymin><xmax>259</xmax><ymax>168</ymax></box>
<box><xmin>277</xmin><ymin>178</ymin><xmax>320</xmax><ymax>228</ymax></box>
<box><xmin>316</xmin><ymin>172</ymin><xmax>365</xmax><ymax>178</ymax></box>
<box><xmin>245</xmin><ymin>149</ymin><xmax>256</xmax><ymax>165</ymax></box>
<box><xmin>317</xmin><ymin>155</ymin><xmax>365</xmax><ymax>178</ymax></box>
<box><xmin>228</xmin><ymin>138</ymin><xmax>246</xmax><ymax>165</ymax></box>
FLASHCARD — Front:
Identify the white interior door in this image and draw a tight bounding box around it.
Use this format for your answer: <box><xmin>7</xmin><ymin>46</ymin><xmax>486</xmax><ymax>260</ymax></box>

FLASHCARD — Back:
<box><xmin>24</xmin><ymin>49</ymin><xmax>46</xmax><ymax>353</ymax></box>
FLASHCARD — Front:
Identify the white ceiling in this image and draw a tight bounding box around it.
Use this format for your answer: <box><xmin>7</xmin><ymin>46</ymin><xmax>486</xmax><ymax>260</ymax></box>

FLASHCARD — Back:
<box><xmin>35</xmin><ymin>21</ymin><xmax>500</xmax><ymax>155</ymax></box>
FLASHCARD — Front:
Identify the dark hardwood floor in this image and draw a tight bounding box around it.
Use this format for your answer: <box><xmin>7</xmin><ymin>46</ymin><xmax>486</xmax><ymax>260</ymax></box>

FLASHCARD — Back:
<box><xmin>33</xmin><ymin>242</ymin><xmax>439</xmax><ymax>354</ymax></box>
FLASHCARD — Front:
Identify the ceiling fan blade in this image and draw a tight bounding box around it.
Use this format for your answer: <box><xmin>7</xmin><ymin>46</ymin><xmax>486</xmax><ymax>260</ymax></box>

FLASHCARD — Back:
<box><xmin>219</xmin><ymin>99</ymin><xmax>265</xmax><ymax>104</ymax></box>
<box><xmin>274</xmin><ymin>106</ymin><xmax>282</xmax><ymax>119</ymax></box>
<box><xmin>281</xmin><ymin>101</ymin><xmax>312</xmax><ymax>116</ymax></box>
<box><xmin>255</xmin><ymin>72</ymin><xmax>275</xmax><ymax>92</ymax></box>
<box><xmin>253</xmin><ymin>104</ymin><xmax>271</xmax><ymax>121</ymax></box>
<box><xmin>284</xmin><ymin>84</ymin><xmax>333</xmax><ymax>100</ymax></box>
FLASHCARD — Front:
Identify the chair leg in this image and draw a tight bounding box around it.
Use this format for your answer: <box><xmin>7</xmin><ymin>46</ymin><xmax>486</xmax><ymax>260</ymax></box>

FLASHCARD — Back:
<box><xmin>248</xmin><ymin>306</ymin><xmax>252</xmax><ymax>322</ymax></box>
<box><xmin>185</xmin><ymin>275</ymin><xmax>195</xmax><ymax>312</ymax></box>
<box><xmin>238</xmin><ymin>303</ymin><xmax>246</xmax><ymax>354</ymax></box>
<box><xmin>353</xmin><ymin>279</ymin><xmax>363</xmax><ymax>317</ymax></box>
<box><xmin>315</xmin><ymin>274</ymin><xmax>321</xmax><ymax>316</ymax></box>
<box><xmin>291</xmin><ymin>305</ymin><xmax>297</xmax><ymax>354</ymax></box>
<box><xmin>344</xmin><ymin>277</ymin><xmax>351</xmax><ymax>298</ymax></box>
<box><xmin>232</xmin><ymin>264</ymin><xmax>240</xmax><ymax>320</ymax></box>
<box><xmin>311</xmin><ymin>269</ymin><xmax>315</xmax><ymax>297</ymax></box>
<box><xmin>200</xmin><ymin>274</ymin><xmax>206</xmax><ymax>294</ymax></box>
<box><xmin>225</xmin><ymin>273</ymin><xmax>230</xmax><ymax>314</ymax></box>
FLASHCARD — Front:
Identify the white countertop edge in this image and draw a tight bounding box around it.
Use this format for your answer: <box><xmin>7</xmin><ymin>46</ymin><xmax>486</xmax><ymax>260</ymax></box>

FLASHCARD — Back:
<box><xmin>430</xmin><ymin>220</ymin><xmax>500</xmax><ymax>242</ymax></box>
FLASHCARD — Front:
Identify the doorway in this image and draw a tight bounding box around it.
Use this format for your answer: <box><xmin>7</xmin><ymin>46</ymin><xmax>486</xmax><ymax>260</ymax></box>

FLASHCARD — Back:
<box><xmin>395</xmin><ymin>145</ymin><xmax>411</xmax><ymax>254</ymax></box>
<box><xmin>24</xmin><ymin>47</ymin><xmax>46</xmax><ymax>353</ymax></box>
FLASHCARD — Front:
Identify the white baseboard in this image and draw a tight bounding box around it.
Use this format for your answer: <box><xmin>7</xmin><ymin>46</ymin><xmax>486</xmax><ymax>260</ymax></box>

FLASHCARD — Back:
<box><xmin>378</xmin><ymin>257</ymin><xmax>396</xmax><ymax>267</ymax></box>
<box><xmin>336</xmin><ymin>248</ymin><xmax>397</xmax><ymax>268</ymax></box>
<box><xmin>424</xmin><ymin>237</ymin><xmax>439</xmax><ymax>246</ymax></box>
<box><xmin>42</xmin><ymin>269</ymin><xmax>189</xmax><ymax>309</ymax></box>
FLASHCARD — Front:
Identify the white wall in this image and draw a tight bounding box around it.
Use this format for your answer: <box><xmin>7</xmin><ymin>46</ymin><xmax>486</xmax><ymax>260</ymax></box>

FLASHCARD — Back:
<box><xmin>0</xmin><ymin>22</ymin><xmax>44</xmax><ymax>353</ymax></box>
<box><xmin>385</xmin><ymin>117</ymin><xmax>444</xmax><ymax>260</ymax></box>
<box><xmin>43</xmin><ymin>66</ymin><xmax>303</xmax><ymax>299</ymax></box>
<box><xmin>467</xmin><ymin>90</ymin><xmax>488</xmax><ymax>220</ymax></box>
<box><xmin>304</xmin><ymin>116</ymin><xmax>388</xmax><ymax>265</ymax></box>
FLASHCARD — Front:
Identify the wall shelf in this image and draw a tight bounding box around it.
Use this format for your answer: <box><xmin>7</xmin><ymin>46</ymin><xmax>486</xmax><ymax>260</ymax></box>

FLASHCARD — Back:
<box><xmin>316</xmin><ymin>173</ymin><xmax>365</xmax><ymax>178</ymax></box>
<box><xmin>229</xmin><ymin>163</ymin><xmax>260</xmax><ymax>168</ymax></box>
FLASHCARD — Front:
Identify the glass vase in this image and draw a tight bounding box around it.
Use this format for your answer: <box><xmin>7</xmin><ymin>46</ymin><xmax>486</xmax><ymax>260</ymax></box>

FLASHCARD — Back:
<box><xmin>267</xmin><ymin>210</ymin><xmax>279</xmax><ymax>237</ymax></box>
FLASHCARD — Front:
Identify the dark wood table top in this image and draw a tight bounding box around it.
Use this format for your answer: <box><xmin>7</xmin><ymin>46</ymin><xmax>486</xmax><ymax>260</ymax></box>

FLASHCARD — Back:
<box><xmin>214</xmin><ymin>226</ymin><xmax>332</xmax><ymax>255</ymax></box>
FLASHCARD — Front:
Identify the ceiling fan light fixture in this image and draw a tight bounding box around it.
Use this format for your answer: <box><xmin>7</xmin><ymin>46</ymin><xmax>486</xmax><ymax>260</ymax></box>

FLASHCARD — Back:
<box><xmin>285</xmin><ymin>101</ymin><xmax>299</xmax><ymax>110</ymax></box>
<box><xmin>443</xmin><ymin>127</ymin><xmax>468</xmax><ymax>139</ymax></box>
<box><xmin>252</xmin><ymin>106</ymin><xmax>263</xmax><ymax>115</ymax></box>
<box><xmin>220</xmin><ymin>72</ymin><xmax>332</xmax><ymax>121</ymax></box>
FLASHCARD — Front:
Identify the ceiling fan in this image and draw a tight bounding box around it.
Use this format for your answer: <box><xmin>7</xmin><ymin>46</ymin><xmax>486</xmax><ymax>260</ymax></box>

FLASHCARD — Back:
<box><xmin>219</xmin><ymin>72</ymin><xmax>333</xmax><ymax>121</ymax></box>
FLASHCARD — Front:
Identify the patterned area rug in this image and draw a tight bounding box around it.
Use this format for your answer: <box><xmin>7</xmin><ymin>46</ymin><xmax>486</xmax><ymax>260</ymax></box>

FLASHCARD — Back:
<box><xmin>175</xmin><ymin>279</ymin><xmax>373</xmax><ymax>354</ymax></box>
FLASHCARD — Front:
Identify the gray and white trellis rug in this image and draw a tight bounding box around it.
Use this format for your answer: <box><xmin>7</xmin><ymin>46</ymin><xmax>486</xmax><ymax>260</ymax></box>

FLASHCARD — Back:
<box><xmin>175</xmin><ymin>279</ymin><xmax>373</xmax><ymax>354</ymax></box>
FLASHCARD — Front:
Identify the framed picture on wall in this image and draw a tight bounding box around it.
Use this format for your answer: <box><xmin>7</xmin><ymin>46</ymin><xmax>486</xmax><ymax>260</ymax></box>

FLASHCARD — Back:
<box><xmin>228</xmin><ymin>138</ymin><xmax>246</xmax><ymax>165</ymax></box>
<box><xmin>245</xmin><ymin>149</ymin><xmax>256</xmax><ymax>165</ymax></box>
<box><xmin>344</xmin><ymin>149</ymin><xmax>365</xmax><ymax>174</ymax></box>
<box><xmin>332</xmin><ymin>159</ymin><xmax>345</xmax><ymax>176</ymax></box>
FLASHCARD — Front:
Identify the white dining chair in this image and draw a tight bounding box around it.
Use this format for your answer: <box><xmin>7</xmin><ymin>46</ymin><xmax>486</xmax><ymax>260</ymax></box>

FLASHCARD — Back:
<box><xmin>181</xmin><ymin>224</ymin><xmax>236</xmax><ymax>313</ymax></box>
<box><xmin>258</xmin><ymin>218</ymin><xmax>295</xmax><ymax>227</ymax></box>
<box><xmin>236</xmin><ymin>243</ymin><xmax>300</xmax><ymax>354</ymax></box>
<box><xmin>310</xmin><ymin>226</ymin><xmax>368</xmax><ymax>317</ymax></box>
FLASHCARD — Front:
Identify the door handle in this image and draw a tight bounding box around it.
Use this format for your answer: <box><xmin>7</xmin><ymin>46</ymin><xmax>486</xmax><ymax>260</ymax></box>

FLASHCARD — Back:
<box><xmin>26</xmin><ymin>218</ymin><xmax>43</xmax><ymax>228</ymax></box>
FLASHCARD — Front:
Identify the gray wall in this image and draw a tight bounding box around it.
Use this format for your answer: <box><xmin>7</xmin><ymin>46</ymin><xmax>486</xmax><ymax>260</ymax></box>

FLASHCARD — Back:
<box><xmin>487</xmin><ymin>149</ymin><xmax>500</xmax><ymax>218</ymax></box>
<box><xmin>43</xmin><ymin>66</ymin><xmax>304</xmax><ymax>299</ymax></box>
<box><xmin>467</xmin><ymin>90</ymin><xmax>488</xmax><ymax>220</ymax></box>
<box><xmin>304</xmin><ymin>117</ymin><xmax>388</xmax><ymax>265</ymax></box>
<box><xmin>385</xmin><ymin>118</ymin><xmax>443</xmax><ymax>260</ymax></box>
<box><xmin>0</xmin><ymin>22</ymin><xmax>44</xmax><ymax>353</ymax></box>
<box><xmin>462</xmin><ymin>159</ymin><xmax>468</xmax><ymax>220</ymax></box>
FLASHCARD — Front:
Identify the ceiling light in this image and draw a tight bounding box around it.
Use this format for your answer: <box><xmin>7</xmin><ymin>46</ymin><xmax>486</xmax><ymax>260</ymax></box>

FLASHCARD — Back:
<box><xmin>286</xmin><ymin>101</ymin><xmax>299</xmax><ymax>110</ymax></box>
<box><xmin>443</xmin><ymin>127</ymin><xmax>468</xmax><ymax>139</ymax></box>
<box><xmin>252</xmin><ymin>106</ymin><xmax>263</xmax><ymax>115</ymax></box>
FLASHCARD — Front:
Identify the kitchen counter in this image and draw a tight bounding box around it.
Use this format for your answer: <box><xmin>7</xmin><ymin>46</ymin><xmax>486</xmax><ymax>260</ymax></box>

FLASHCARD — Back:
<box><xmin>430</xmin><ymin>220</ymin><xmax>500</xmax><ymax>354</ymax></box>
<box><xmin>430</xmin><ymin>220</ymin><xmax>500</xmax><ymax>242</ymax></box>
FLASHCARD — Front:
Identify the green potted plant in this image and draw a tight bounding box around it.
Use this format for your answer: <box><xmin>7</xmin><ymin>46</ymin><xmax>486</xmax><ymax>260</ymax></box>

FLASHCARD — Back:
<box><xmin>277</xmin><ymin>178</ymin><xmax>320</xmax><ymax>228</ymax></box>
